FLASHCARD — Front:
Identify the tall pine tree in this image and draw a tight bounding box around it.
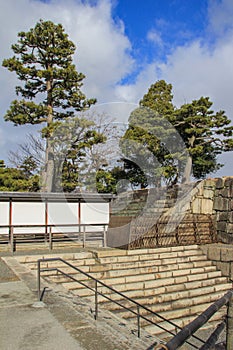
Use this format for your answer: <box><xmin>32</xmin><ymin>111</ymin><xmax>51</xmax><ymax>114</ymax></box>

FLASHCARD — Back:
<box><xmin>2</xmin><ymin>20</ymin><xmax>96</xmax><ymax>191</ymax></box>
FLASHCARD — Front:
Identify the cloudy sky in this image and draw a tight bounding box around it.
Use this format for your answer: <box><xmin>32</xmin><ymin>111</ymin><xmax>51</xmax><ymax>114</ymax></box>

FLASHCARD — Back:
<box><xmin>0</xmin><ymin>0</ymin><xmax>233</xmax><ymax>176</ymax></box>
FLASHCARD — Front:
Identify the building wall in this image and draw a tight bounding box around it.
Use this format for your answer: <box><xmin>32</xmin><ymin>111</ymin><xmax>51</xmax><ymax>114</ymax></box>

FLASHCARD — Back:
<box><xmin>0</xmin><ymin>193</ymin><xmax>111</xmax><ymax>235</ymax></box>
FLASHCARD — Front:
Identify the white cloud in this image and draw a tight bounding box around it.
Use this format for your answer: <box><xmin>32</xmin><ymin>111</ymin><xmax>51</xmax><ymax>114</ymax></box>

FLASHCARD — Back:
<box><xmin>0</xmin><ymin>0</ymin><xmax>232</xmax><ymax>175</ymax></box>
<box><xmin>115</xmin><ymin>0</ymin><xmax>233</xmax><ymax>176</ymax></box>
<box><xmin>0</xmin><ymin>0</ymin><xmax>134</xmax><ymax>161</ymax></box>
<box><xmin>147</xmin><ymin>29</ymin><xmax>163</xmax><ymax>47</ymax></box>
<box><xmin>207</xmin><ymin>0</ymin><xmax>233</xmax><ymax>38</ymax></box>
<box><xmin>117</xmin><ymin>1</ymin><xmax>233</xmax><ymax>117</ymax></box>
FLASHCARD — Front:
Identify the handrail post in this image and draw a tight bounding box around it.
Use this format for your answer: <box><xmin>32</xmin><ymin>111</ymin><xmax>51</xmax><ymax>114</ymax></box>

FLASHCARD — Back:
<box><xmin>137</xmin><ymin>305</ymin><xmax>140</xmax><ymax>338</ymax></box>
<box><xmin>95</xmin><ymin>280</ymin><xmax>98</xmax><ymax>320</ymax></box>
<box><xmin>227</xmin><ymin>292</ymin><xmax>233</xmax><ymax>350</ymax></box>
<box><xmin>83</xmin><ymin>226</ymin><xmax>86</xmax><ymax>248</ymax></box>
<box><xmin>37</xmin><ymin>260</ymin><xmax>41</xmax><ymax>301</ymax></box>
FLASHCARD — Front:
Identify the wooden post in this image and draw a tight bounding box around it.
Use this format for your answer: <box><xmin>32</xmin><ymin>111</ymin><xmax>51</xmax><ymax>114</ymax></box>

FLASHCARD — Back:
<box><xmin>49</xmin><ymin>226</ymin><xmax>53</xmax><ymax>250</ymax></box>
<box><xmin>78</xmin><ymin>202</ymin><xmax>81</xmax><ymax>240</ymax></box>
<box><xmin>8</xmin><ymin>198</ymin><xmax>15</xmax><ymax>253</ymax></box>
<box><xmin>103</xmin><ymin>225</ymin><xmax>107</xmax><ymax>247</ymax></box>
<box><xmin>45</xmin><ymin>200</ymin><xmax>48</xmax><ymax>244</ymax></box>
<box><xmin>227</xmin><ymin>293</ymin><xmax>233</xmax><ymax>350</ymax></box>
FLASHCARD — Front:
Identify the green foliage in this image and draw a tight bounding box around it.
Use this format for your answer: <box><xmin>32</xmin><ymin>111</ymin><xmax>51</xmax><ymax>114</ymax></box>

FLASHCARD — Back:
<box><xmin>2</xmin><ymin>20</ymin><xmax>96</xmax><ymax>126</ymax></box>
<box><xmin>47</xmin><ymin>116</ymin><xmax>106</xmax><ymax>192</ymax></box>
<box><xmin>2</xmin><ymin>20</ymin><xmax>96</xmax><ymax>192</ymax></box>
<box><xmin>95</xmin><ymin>167</ymin><xmax>128</xmax><ymax>194</ymax></box>
<box><xmin>95</xmin><ymin>169</ymin><xmax>118</xmax><ymax>194</ymax></box>
<box><xmin>19</xmin><ymin>156</ymin><xmax>38</xmax><ymax>178</ymax></box>
<box><xmin>121</xmin><ymin>81</ymin><xmax>181</xmax><ymax>188</ymax></box>
<box><xmin>140</xmin><ymin>79</ymin><xmax>174</xmax><ymax>117</ymax></box>
<box><xmin>0</xmin><ymin>161</ymin><xmax>40</xmax><ymax>192</ymax></box>
<box><xmin>122</xmin><ymin>80</ymin><xmax>233</xmax><ymax>186</ymax></box>
<box><xmin>174</xmin><ymin>96</ymin><xmax>233</xmax><ymax>180</ymax></box>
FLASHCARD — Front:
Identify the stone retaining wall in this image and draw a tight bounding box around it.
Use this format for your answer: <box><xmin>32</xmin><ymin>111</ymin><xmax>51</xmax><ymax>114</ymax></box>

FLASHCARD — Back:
<box><xmin>109</xmin><ymin>176</ymin><xmax>233</xmax><ymax>246</ymax></box>
<box><xmin>190</xmin><ymin>177</ymin><xmax>233</xmax><ymax>243</ymax></box>
<box><xmin>201</xmin><ymin>243</ymin><xmax>233</xmax><ymax>281</ymax></box>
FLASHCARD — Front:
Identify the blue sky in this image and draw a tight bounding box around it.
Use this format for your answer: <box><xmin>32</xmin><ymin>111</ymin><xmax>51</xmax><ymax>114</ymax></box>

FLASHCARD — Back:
<box><xmin>0</xmin><ymin>0</ymin><xmax>232</xmax><ymax>175</ymax></box>
<box><xmin>113</xmin><ymin>0</ymin><xmax>208</xmax><ymax>67</ymax></box>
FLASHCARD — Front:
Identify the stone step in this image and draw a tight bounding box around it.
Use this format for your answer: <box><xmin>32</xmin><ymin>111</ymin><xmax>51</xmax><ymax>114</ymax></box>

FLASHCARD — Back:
<box><xmin>111</xmin><ymin>286</ymin><xmax>231</xmax><ymax>320</ymax></box>
<box><xmin>100</xmin><ymin>279</ymin><xmax>231</xmax><ymax>312</ymax></box>
<box><xmin>17</xmin><ymin>244</ymin><xmax>231</xmax><ymax>344</ymax></box>
<box><xmin>143</xmin><ymin>309</ymin><xmax>226</xmax><ymax>339</ymax></box>
<box><xmin>65</xmin><ymin>270</ymin><xmax>225</xmax><ymax>299</ymax></box>
<box><xmin>96</xmin><ymin>249</ymin><xmax>204</xmax><ymax>264</ymax></box>
<box><xmin>21</xmin><ymin>247</ymin><xmax>209</xmax><ymax>274</ymax></box>
<box><xmin>45</xmin><ymin>264</ymin><xmax>217</xmax><ymax>287</ymax></box>
<box><xmin>16</xmin><ymin>244</ymin><xmax>201</xmax><ymax>263</ymax></box>
<box><xmin>41</xmin><ymin>258</ymin><xmax>214</xmax><ymax>283</ymax></box>
<box><xmin>16</xmin><ymin>251</ymin><xmax>93</xmax><ymax>263</ymax></box>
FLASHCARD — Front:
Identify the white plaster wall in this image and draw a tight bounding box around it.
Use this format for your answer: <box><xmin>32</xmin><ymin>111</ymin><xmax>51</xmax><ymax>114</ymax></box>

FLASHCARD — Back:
<box><xmin>48</xmin><ymin>202</ymin><xmax>78</xmax><ymax>233</ymax></box>
<box><xmin>0</xmin><ymin>202</ymin><xmax>9</xmax><ymax>234</ymax></box>
<box><xmin>81</xmin><ymin>202</ymin><xmax>109</xmax><ymax>232</ymax></box>
<box><xmin>0</xmin><ymin>200</ymin><xmax>110</xmax><ymax>235</ymax></box>
<box><xmin>12</xmin><ymin>202</ymin><xmax>45</xmax><ymax>234</ymax></box>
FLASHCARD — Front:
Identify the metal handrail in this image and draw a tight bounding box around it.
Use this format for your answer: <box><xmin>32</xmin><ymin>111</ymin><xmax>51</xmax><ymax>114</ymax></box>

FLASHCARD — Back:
<box><xmin>161</xmin><ymin>290</ymin><xmax>233</xmax><ymax>350</ymax></box>
<box><xmin>37</xmin><ymin>257</ymin><xmax>205</xmax><ymax>349</ymax></box>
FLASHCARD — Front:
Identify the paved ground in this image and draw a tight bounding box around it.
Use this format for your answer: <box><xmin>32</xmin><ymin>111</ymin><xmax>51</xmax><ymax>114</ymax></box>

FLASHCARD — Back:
<box><xmin>0</xmin><ymin>244</ymin><xmax>228</xmax><ymax>349</ymax></box>
<box><xmin>0</xmin><ymin>251</ymin><xmax>157</xmax><ymax>350</ymax></box>
<box><xmin>0</xmin><ymin>258</ymin><xmax>19</xmax><ymax>282</ymax></box>
<box><xmin>0</xmin><ymin>257</ymin><xmax>84</xmax><ymax>350</ymax></box>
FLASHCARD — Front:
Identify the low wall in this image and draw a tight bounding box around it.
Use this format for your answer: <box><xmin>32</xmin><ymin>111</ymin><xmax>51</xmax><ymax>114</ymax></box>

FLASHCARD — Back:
<box><xmin>201</xmin><ymin>243</ymin><xmax>233</xmax><ymax>281</ymax></box>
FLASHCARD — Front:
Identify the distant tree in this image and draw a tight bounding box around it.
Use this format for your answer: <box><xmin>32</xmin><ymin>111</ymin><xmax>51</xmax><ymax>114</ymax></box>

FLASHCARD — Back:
<box><xmin>2</xmin><ymin>20</ymin><xmax>96</xmax><ymax>192</ymax></box>
<box><xmin>121</xmin><ymin>80</ymin><xmax>181</xmax><ymax>187</ymax></box>
<box><xmin>140</xmin><ymin>79</ymin><xmax>175</xmax><ymax>117</ymax></box>
<box><xmin>123</xmin><ymin>80</ymin><xmax>233</xmax><ymax>186</ymax></box>
<box><xmin>8</xmin><ymin>133</ymin><xmax>45</xmax><ymax>171</ymax></box>
<box><xmin>58</xmin><ymin>117</ymin><xmax>106</xmax><ymax>192</ymax></box>
<box><xmin>0</xmin><ymin>160</ymin><xmax>40</xmax><ymax>192</ymax></box>
<box><xmin>174</xmin><ymin>97</ymin><xmax>233</xmax><ymax>182</ymax></box>
<box><xmin>95</xmin><ymin>166</ymin><xmax>128</xmax><ymax>194</ymax></box>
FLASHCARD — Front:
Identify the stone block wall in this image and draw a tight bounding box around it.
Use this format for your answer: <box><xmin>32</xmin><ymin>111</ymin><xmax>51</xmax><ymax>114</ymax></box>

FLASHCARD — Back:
<box><xmin>109</xmin><ymin>176</ymin><xmax>233</xmax><ymax>245</ymax></box>
<box><xmin>190</xmin><ymin>177</ymin><xmax>233</xmax><ymax>243</ymax></box>
<box><xmin>201</xmin><ymin>243</ymin><xmax>233</xmax><ymax>281</ymax></box>
<box><xmin>213</xmin><ymin>177</ymin><xmax>233</xmax><ymax>243</ymax></box>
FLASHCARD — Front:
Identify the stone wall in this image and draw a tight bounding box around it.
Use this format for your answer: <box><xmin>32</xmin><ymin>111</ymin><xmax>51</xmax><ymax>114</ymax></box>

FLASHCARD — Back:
<box><xmin>109</xmin><ymin>176</ymin><xmax>233</xmax><ymax>247</ymax></box>
<box><xmin>201</xmin><ymin>243</ymin><xmax>233</xmax><ymax>281</ymax></box>
<box><xmin>213</xmin><ymin>177</ymin><xmax>233</xmax><ymax>243</ymax></box>
<box><xmin>190</xmin><ymin>177</ymin><xmax>233</xmax><ymax>243</ymax></box>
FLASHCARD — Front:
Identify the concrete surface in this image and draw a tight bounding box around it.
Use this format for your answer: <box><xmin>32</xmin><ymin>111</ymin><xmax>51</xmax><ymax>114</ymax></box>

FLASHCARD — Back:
<box><xmin>0</xmin><ymin>255</ymin><xmax>157</xmax><ymax>350</ymax></box>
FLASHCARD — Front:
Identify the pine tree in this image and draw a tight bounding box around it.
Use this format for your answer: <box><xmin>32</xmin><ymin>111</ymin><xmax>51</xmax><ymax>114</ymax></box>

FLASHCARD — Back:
<box><xmin>2</xmin><ymin>20</ymin><xmax>96</xmax><ymax>192</ymax></box>
<box><xmin>121</xmin><ymin>80</ymin><xmax>180</xmax><ymax>187</ymax></box>
<box><xmin>174</xmin><ymin>97</ymin><xmax>233</xmax><ymax>182</ymax></box>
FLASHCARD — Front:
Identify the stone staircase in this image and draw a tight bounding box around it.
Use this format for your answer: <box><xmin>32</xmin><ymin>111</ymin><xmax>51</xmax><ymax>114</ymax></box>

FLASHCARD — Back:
<box><xmin>110</xmin><ymin>184</ymin><xmax>195</xmax><ymax>219</ymax></box>
<box><xmin>108</xmin><ymin>183</ymin><xmax>217</xmax><ymax>249</ymax></box>
<box><xmin>16</xmin><ymin>244</ymin><xmax>232</xmax><ymax>343</ymax></box>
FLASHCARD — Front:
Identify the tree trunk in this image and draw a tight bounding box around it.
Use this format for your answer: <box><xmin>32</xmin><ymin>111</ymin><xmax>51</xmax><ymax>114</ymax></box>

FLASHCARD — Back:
<box><xmin>182</xmin><ymin>155</ymin><xmax>192</xmax><ymax>184</ymax></box>
<box><xmin>182</xmin><ymin>135</ymin><xmax>195</xmax><ymax>184</ymax></box>
<box><xmin>41</xmin><ymin>77</ymin><xmax>55</xmax><ymax>192</ymax></box>
<box><xmin>41</xmin><ymin>139</ymin><xmax>54</xmax><ymax>192</ymax></box>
